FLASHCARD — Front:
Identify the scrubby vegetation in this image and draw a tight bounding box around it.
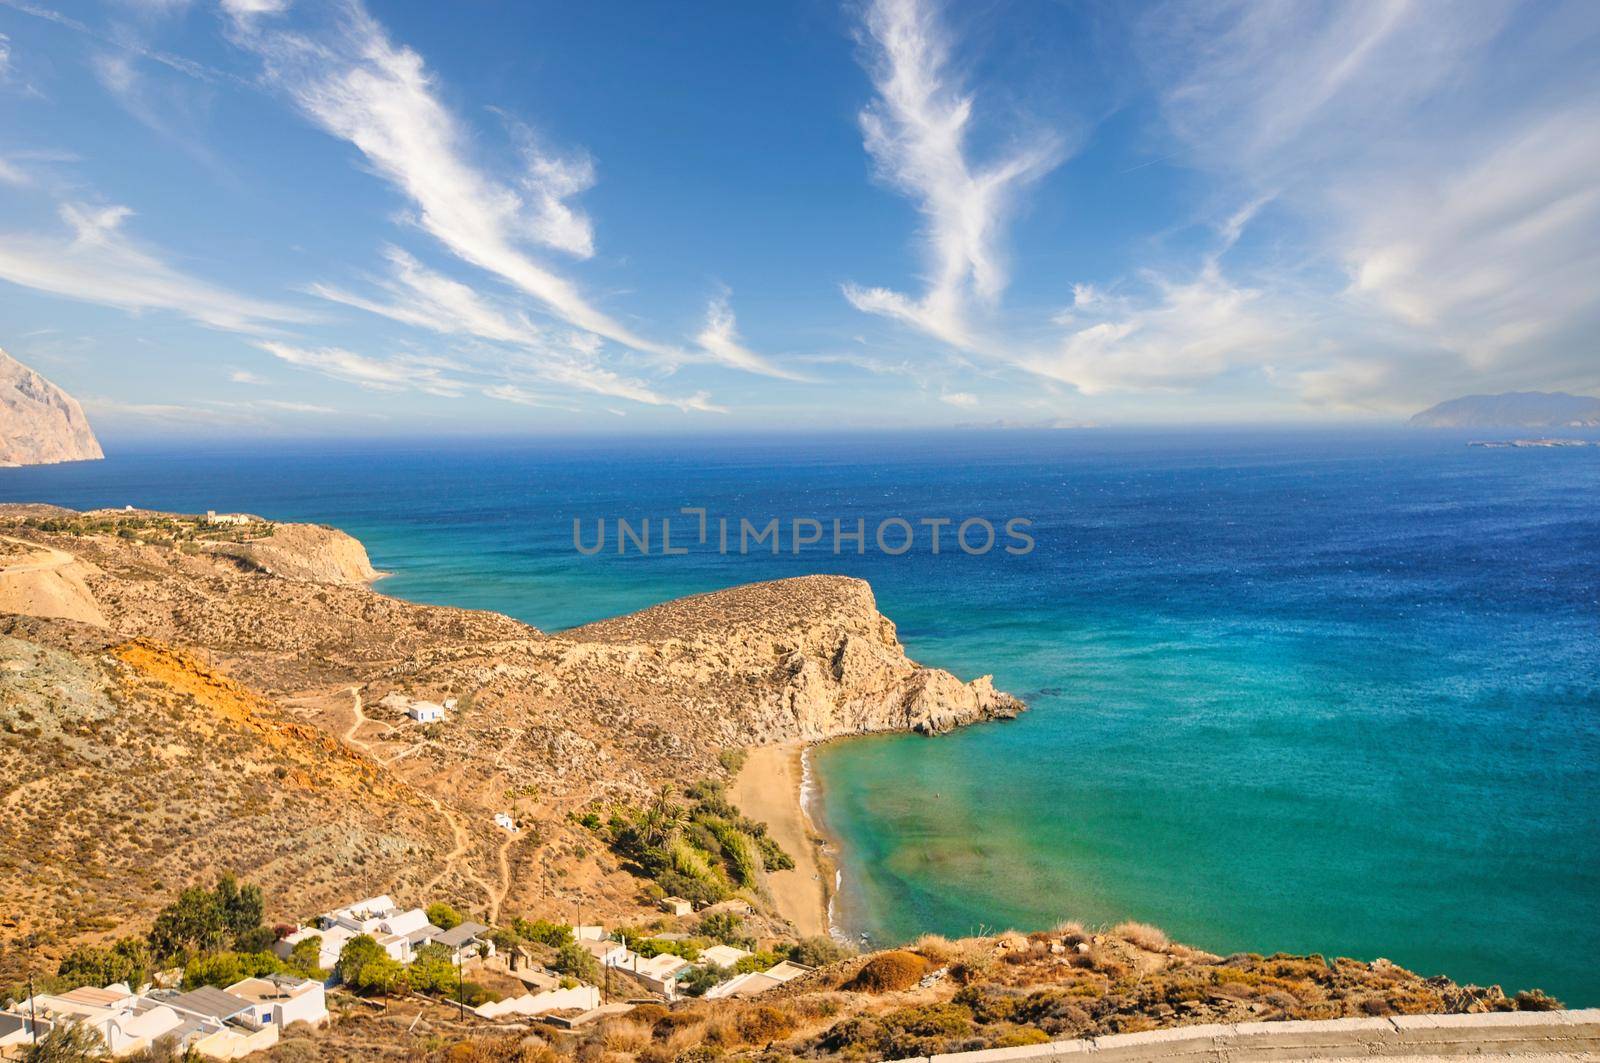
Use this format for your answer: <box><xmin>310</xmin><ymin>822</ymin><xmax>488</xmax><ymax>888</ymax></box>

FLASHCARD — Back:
<box><xmin>393</xmin><ymin>923</ymin><xmax>1566</xmax><ymax>1063</ymax></box>
<box><xmin>31</xmin><ymin>876</ymin><xmax>324</xmax><ymax>1000</ymax></box>
<box><xmin>11</xmin><ymin>511</ymin><xmax>274</xmax><ymax>545</ymax></box>
<box><xmin>578</xmin><ymin>781</ymin><xmax>793</xmax><ymax>906</ymax></box>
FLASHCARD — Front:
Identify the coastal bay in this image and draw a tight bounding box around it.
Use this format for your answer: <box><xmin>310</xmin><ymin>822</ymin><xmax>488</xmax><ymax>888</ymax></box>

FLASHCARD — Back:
<box><xmin>2</xmin><ymin>429</ymin><xmax>1595</xmax><ymax>1004</ymax></box>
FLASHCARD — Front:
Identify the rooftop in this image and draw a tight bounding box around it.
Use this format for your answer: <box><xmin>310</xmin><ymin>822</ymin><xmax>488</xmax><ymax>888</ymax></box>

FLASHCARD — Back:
<box><xmin>166</xmin><ymin>986</ymin><xmax>255</xmax><ymax>1021</ymax></box>
<box><xmin>434</xmin><ymin>921</ymin><xmax>491</xmax><ymax>950</ymax></box>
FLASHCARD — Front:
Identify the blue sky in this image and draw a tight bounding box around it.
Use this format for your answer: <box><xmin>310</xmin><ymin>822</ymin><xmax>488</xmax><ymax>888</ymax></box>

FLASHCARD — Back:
<box><xmin>0</xmin><ymin>0</ymin><xmax>1596</xmax><ymax>440</ymax></box>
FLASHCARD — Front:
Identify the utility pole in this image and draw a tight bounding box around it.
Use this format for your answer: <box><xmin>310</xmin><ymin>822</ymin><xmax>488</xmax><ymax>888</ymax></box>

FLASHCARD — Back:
<box><xmin>26</xmin><ymin>934</ymin><xmax>38</xmax><ymax>1048</ymax></box>
<box><xmin>456</xmin><ymin>953</ymin><xmax>465</xmax><ymax>1021</ymax></box>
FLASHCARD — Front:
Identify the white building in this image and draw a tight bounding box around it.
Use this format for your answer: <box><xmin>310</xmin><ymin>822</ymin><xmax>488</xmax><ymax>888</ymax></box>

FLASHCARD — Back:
<box><xmin>225</xmin><ymin>975</ymin><xmax>328</xmax><ymax>1029</ymax></box>
<box><xmin>579</xmin><ymin>938</ymin><xmax>628</xmax><ymax>967</ymax></box>
<box><xmin>660</xmin><ymin>896</ymin><xmax>694</xmax><ymax>917</ymax></box>
<box><xmin>433</xmin><ymin>921</ymin><xmax>495</xmax><ymax>961</ymax></box>
<box><xmin>494</xmin><ymin>812</ymin><xmax>516</xmax><ymax>831</ymax></box>
<box><xmin>620</xmin><ymin>952</ymin><xmax>693</xmax><ymax>998</ymax></box>
<box><xmin>274</xmin><ymin>896</ymin><xmax>438</xmax><ymax>969</ymax></box>
<box><xmin>408</xmin><ymin>701</ymin><xmax>445</xmax><ymax>723</ymax></box>
<box><xmin>703</xmin><ymin>959</ymin><xmax>812</xmax><ymax>1001</ymax></box>
<box><xmin>697</xmin><ymin>944</ymin><xmax>752</xmax><ymax>969</ymax></box>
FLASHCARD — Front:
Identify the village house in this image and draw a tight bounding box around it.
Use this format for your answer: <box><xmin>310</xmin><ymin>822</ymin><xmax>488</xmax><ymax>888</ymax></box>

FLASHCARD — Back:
<box><xmin>0</xmin><ymin>1010</ymin><xmax>49</xmax><ymax>1057</ymax></box>
<box><xmin>408</xmin><ymin>701</ymin><xmax>445</xmax><ymax>723</ymax></box>
<box><xmin>204</xmin><ymin>511</ymin><xmax>253</xmax><ymax>527</ymax></box>
<box><xmin>659</xmin><ymin>896</ymin><xmax>694</xmax><ymax>917</ymax></box>
<box><xmin>578</xmin><ymin>938</ymin><xmax>628</xmax><ymax>967</ymax></box>
<box><xmin>433</xmin><ymin>921</ymin><xmax>494</xmax><ymax>961</ymax></box>
<box><xmin>493</xmin><ymin>812</ymin><xmax>516</xmax><ymax>831</ymax></box>
<box><xmin>697</xmin><ymin>944</ymin><xmax>752</xmax><ymax>969</ymax></box>
<box><xmin>4</xmin><ymin>983</ymin><xmax>281</xmax><ymax>1059</ymax></box>
<box><xmin>273</xmin><ymin>896</ymin><xmax>439</xmax><ymax>970</ymax></box>
<box><xmin>619</xmin><ymin>952</ymin><xmax>693</xmax><ymax>998</ymax></box>
<box><xmin>703</xmin><ymin>959</ymin><xmax>814</xmax><ymax>1001</ymax></box>
<box><xmin>225</xmin><ymin>974</ymin><xmax>329</xmax><ymax>1029</ymax></box>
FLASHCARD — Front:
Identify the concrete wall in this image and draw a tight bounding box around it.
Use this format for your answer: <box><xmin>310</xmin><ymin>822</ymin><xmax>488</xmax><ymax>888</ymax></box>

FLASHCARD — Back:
<box><xmin>907</xmin><ymin>1009</ymin><xmax>1600</xmax><ymax>1063</ymax></box>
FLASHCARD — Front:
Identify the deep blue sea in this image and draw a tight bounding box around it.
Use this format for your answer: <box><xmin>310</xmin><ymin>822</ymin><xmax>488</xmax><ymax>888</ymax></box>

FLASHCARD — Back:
<box><xmin>3</xmin><ymin>429</ymin><xmax>1596</xmax><ymax>1003</ymax></box>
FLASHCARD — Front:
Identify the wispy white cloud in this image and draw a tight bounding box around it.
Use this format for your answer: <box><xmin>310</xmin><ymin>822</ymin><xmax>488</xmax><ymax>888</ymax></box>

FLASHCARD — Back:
<box><xmin>311</xmin><ymin>245</ymin><xmax>545</xmax><ymax>347</ymax></box>
<box><xmin>1125</xmin><ymin>0</ymin><xmax>1600</xmax><ymax>406</ymax></box>
<box><xmin>938</xmin><ymin>390</ymin><xmax>976</xmax><ymax>407</ymax></box>
<box><xmin>225</xmin><ymin>2</ymin><xmax>664</xmax><ymax>354</ymax></box>
<box><xmin>844</xmin><ymin>0</ymin><xmax>1061</xmax><ymax>349</ymax></box>
<box><xmin>0</xmin><ymin>202</ymin><xmax>310</xmax><ymax>332</ymax></box>
<box><xmin>313</xmin><ymin>247</ymin><xmax>724</xmax><ymax>410</ymax></box>
<box><xmin>694</xmin><ymin>292</ymin><xmax>810</xmax><ymax>381</ymax></box>
<box><xmin>1033</xmin><ymin>260</ymin><xmax>1295</xmax><ymax>395</ymax></box>
<box><xmin>229</xmin><ymin>368</ymin><xmax>267</xmax><ymax>384</ymax></box>
<box><xmin>256</xmin><ymin>340</ymin><xmax>467</xmax><ymax>397</ymax></box>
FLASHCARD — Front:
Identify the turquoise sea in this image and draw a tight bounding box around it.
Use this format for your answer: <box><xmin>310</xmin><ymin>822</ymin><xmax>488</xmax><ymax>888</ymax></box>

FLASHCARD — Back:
<box><xmin>2</xmin><ymin>429</ymin><xmax>1595</xmax><ymax>1003</ymax></box>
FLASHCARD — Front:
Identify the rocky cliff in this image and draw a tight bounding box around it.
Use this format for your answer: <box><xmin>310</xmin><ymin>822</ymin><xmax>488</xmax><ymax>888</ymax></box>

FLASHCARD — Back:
<box><xmin>211</xmin><ymin>521</ymin><xmax>381</xmax><ymax>585</ymax></box>
<box><xmin>0</xmin><ymin>347</ymin><xmax>104</xmax><ymax>466</ymax></box>
<box><xmin>569</xmin><ymin>575</ymin><xmax>1023</xmax><ymax>737</ymax></box>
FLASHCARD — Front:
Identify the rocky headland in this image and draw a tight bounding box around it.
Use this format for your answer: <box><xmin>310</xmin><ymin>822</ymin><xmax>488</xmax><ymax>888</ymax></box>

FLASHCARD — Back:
<box><xmin>0</xmin><ymin>347</ymin><xmax>103</xmax><ymax>466</ymax></box>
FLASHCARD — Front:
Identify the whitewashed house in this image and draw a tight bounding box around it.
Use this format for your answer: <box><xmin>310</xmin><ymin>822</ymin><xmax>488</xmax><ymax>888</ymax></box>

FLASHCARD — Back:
<box><xmin>621</xmin><ymin>952</ymin><xmax>693</xmax><ymax>998</ymax></box>
<box><xmin>408</xmin><ymin>701</ymin><xmax>445</xmax><ymax>723</ymax></box>
<box><xmin>225</xmin><ymin>975</ymin><xmax>328</xmax><ymax>1029</ymax></box>
<box><xmin>660</xmin><ymin>896</ymin><xmax>694</xmax><ymax>917</ymax></box>
<box><xmin>494</xmin><ymin>812</ymin><xmax>516</xmax><ymax>831</ymax></box>
<box><xmin>433</xmin><ymin>921</ymin><xmax>494</xmax><ymax>961</ymax></box>
<box><xmin>697</xmin><ymin>944</ymin><xmax>752</xmax><ymax>969</ymax></box>
<box><xmin>579</xmin><ymin>938</ymin><xmax>628</xmax><ymax>967</ymax></box>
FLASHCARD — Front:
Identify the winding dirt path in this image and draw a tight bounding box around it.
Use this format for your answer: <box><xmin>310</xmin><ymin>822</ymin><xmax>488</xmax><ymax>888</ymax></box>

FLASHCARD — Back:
<box><xmin>343</xmin><ymin>685</ymin><xmax>368</xmax><ymax>744</ymax></box>
<box><xmin>0</xmin><ymin>537</ymin><xmax>77</xmax><ymax>575</ymax></box>
<box><xmin>340</xmin><ymin>687</ymin><xmax>510</xmax><ymax>917</ymax></box>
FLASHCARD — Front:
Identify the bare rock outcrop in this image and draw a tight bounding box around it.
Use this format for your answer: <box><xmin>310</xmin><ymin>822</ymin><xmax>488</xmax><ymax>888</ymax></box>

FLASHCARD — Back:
<box><xmin>570</xmin><ymin>575</ymin><xmax>1023</xmax><ymax>740</ymax></box>
<box><xmin>0</xmin><ymin>347</ymin><xmax>103</xmax><ymax>466</ymax></box>
<box><xmin>212</xmin><ymin>522</ymin><xmax>380</xmax><ymax>585</ymax></box>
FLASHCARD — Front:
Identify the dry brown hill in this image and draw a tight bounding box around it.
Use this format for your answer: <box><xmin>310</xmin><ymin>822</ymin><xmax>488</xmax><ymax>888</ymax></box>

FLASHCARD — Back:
<box><xmin>0</xmin><ymin>506</ymin><xmax>1023</xmax><ymax>979</ymax></box>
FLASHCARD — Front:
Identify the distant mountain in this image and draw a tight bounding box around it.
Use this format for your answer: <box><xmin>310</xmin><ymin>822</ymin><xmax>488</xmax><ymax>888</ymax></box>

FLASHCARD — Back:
<box><xmin>0</xmin><ymin>347</ymin><xmax>103</xmax><ymax>466</ymax></box>
<box><xmin>1409</xmin><ymin>391</ymin><xmax>1600</xmax><ymax>429</ymax></box>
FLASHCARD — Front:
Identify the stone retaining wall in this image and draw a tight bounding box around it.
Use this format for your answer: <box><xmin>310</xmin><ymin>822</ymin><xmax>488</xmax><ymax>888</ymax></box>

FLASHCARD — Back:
<box><xmin>905</xmin><ymin>1009</ymin><xmax>1600</xmax><ymax>1062</ymax></box>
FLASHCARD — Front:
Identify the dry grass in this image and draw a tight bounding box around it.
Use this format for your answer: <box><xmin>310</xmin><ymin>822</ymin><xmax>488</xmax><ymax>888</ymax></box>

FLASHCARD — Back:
<box><xmin>1112</xmin><ymin>921</ymin><xmax>1170</xmax><ymax>952</ymax></box>
<box><xmin>912</xmin><ymin>933</ymin><xmax>958</xmax><ymax>965</ymax></box>
<box><xmin>596</xmin><ymin>1018</ymin><xmax>653</xmax><ymax>1054</ymax></box>
<box><xmin>848</xmin><ymin>950</ymin><xmax>930</xmax><ymax>993</ymax></box>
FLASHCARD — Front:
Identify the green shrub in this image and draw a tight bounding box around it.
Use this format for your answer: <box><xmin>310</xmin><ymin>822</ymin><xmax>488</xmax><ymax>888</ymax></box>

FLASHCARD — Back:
<box><xmin>426</xmin><ymin>902</ymin><xmax>464</xmax><ymax>931</ymax></box>
<box><xmin>783</xmin><ymin>936</ymin><xmax>851</xmax><ymax>968</ymax></box>
<box><xmin>56</xmin><ymin>938</ymin><xmax>151</xmax><ymax>991</ymax></box>
<box><xmin>182</xmin><ymin>950</ymin><xmax>284</xmax><ymax>990</ymax></box>
<box><xmin>552</xmin><ymin>941</ymin><xmax>601</xmax><ymax>985</ymax></box>
<box><xmin>335</xmin><ymin>935</ymin><xmax>409</xmax><ymax>996</ymax></box>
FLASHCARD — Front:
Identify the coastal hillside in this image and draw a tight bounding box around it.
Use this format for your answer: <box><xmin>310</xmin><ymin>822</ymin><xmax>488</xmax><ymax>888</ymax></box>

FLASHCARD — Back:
<box><xmin>0</xmin><ymin>347</ymin><xmax>103</xmax><ymax>466</ymax></box>
<box><xmin>1410</xmin><ymin>391</ymin><xmax>1600</xmax><ymax>428</ymax></box>
<box><xmin>0</xmin><ymin>505</ymin><xmax>1022</xmax><ymax>983</ymax></box>
<box><xmin>0</xmin><ymin>632</ymin><xmax>455</xmax><ymax>962</ymax></box>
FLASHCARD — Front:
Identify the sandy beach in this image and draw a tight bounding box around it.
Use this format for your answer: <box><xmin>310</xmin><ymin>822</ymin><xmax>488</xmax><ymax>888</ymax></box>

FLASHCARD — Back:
<box><xmin>730</xmin><ymin>742</ymin><xmax>832</xmax><ymax>938</ymax></box>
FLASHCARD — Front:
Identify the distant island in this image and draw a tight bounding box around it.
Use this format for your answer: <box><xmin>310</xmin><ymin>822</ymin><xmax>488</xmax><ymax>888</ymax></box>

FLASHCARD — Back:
<box><xmin>0</xmin><ymin>346</ymin><xmax>103</xmax><ymax>466</ymax></box>
<box><xmin>1411</xmin><ymin>391</ymin><xmax>1600</xmax><ymax>429</ymax></box>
